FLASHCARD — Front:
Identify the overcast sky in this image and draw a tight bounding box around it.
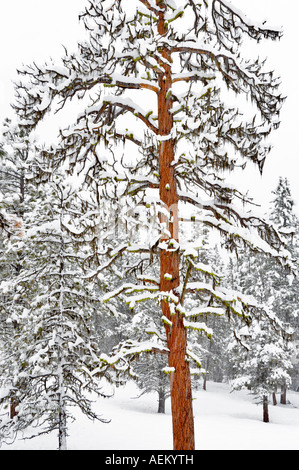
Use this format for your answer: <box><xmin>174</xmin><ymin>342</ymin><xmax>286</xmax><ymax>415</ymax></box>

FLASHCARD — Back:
<box><xmin>0</xmin><ymin>0</ymin><xmax>298</xmax><ymax>215</ymax></box>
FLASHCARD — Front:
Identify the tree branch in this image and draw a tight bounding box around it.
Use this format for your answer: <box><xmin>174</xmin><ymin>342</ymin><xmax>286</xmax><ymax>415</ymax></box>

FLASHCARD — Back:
<box><xmin>172</xmin><ymin>72</ymin><xmax>215</xmax><ymax>84</ymax></box>
<box><xmin>109</xmin><ymin>74</ymin><xmax>159</xmax><ymax>93</ymax></box>
<box><xmin>171</xmin><ymin>45</ymin><xmax>235</xmax><ymax>84</ymax></box>
<box><xmin>138</xmin><ymin>0</ymin><xmax>162</xmax><ymax>16</ymax></box>
<box><xmin>93</xmin><ymin>99</ymin><xmax>159</xmax><ymax>135</ymax></box>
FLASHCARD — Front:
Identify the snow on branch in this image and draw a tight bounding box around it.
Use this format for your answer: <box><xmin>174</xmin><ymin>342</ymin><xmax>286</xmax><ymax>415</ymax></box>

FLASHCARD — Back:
<box><xmin>90</xmin><ymin>96</ymin><xmax>158</xmax><ymax>135</ymax></box>
<box><xmin>102</xmin><ymin>282</ymin><xmax>159</xmax><ymax>308</ymax></box>
<box><xmin>185</xmin><ymin>306</ymin><xmax>225</xmax><ymax>318</ymax></box>
<box><xmin>212</xmin><ymin>0</ymin><xmax>282</xmax><ymax>50</ymax></box>
<box><xmin>138</xmin><ymin>0</ymin><xmax>162</xmax><ymax>16</ymax></box>
<box><xmin>202</xmin><ymin>212</ymin><xmax>292</xmax><ymax>269</ymax></box>
<box><xmin>109</xmin><ymin>73</ymin><xmax>159</xmax><ymax>93</ymax></box>
<box><xmin>171</xmin><ymin>43</ymin><xmax>282</xmax><ymax>123</ymax></box>
<box><xmin>178</xmin><ymin>184</ymin><xmax>292</xmax><ymax>267</ymax></box>
<box><xmin>99</xmin><ymin>339</ymin><xmax>169</xmax><ymax>377</ymax></box>
<box><xmin>172</xmin><ymin>71</ymin><xmax>216</xmax><ymax>84</ymax></box>
<box><xmin>183</xmin><ymin>319</ymin><xmax>213</xmax><ymax>338</ymax></box>
<box><xmin>186</xmin><ymin>348</ymin><xmax>204</xmax><ymax>374</ymax></box>
<box><xmin>13</xmin><ymin>62</ymin><xmax>159</xmax><ymax>132</ymax></box>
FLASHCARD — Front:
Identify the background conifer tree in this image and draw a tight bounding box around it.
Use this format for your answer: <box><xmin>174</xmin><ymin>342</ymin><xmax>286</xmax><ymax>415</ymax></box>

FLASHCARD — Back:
<box><xmin>230</xmin><ymin>316</ymin><xmax>293</xmax><ymax>423</ymax></box>
<box><xmin>227</xmin><ymin>177</ymin><xmax>299</xmax><ymax>402</ymax></box>
<box><xmin>0</xmin><ymin>148</ymin><xmax>110</xmax><ymax>448</ymax></box>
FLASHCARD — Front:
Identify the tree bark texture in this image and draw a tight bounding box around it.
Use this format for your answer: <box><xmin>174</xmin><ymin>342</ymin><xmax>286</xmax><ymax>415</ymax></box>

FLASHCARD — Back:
<box><xmin>157</xmin><ymin>2</ymin><xmax>195</xmax><ymax>450</ymax></box>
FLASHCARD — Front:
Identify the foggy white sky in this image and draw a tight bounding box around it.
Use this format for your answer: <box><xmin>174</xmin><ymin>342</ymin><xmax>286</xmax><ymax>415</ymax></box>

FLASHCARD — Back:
<box><xmin>0</xmin><ymin>0</ymin><xmax>298</xmax><ymax>215</ymax></box>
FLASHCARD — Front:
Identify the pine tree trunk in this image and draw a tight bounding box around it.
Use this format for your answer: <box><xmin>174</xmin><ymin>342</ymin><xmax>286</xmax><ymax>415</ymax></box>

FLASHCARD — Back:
<box><xmin>263</xmin><ymin>395</ymin><xmax>269</xmax><ymax>423</ymax></box>
<box><xmin>280</xmin><ymin>384</ymin><xmax>287</xmax><ymax>404</ymax></box>
<box><xmin>157</xmin><ymin>2</ymin><xmax>195</xmax><ymax>450</ymax></box>
<box><xmin>272</xmin><ymin>392</ymin><xmax>277</xmax><ymax>406</ymax></box>
<box><xmin>58</xmin><ymin>404</ymin><xmax>67</xmax><ymax>450</ymax></box>
<box><xmin>58</xmin><ymin>376</ymin><xmax>67</xmax><ymax>451</ymax></box>
<box><xmin>157</xmin><ymin>371</ymin><xmax>166</xmax><ymax>413</ymax></box>
<box><xmin>203</xmin><ymin>367</ymin><xmax>208</xmax><ymax>391</ymax></box>
<box><xmin>166</xmin><ymin>312</ymin><xmax>195</xmax><ymax>449</ymax></box>
<box><xmin>10</xmin><ymin>397</ymin><xmax>19</xmax><ymax>419</ymax></box>
<box><xmin>203</xmin><ymin>345</ymin><xmax>210</xmax><ymax>391</ymax></box>
<box><xmin>158</xmin><ymin>389</ymin><xmax>166</xmax><ymax>414</ymax></box>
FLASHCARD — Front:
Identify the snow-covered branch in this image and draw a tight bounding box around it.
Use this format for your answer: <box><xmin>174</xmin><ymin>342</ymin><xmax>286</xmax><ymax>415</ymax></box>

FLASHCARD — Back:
<box><xmin>171</xmin><ymin>43</ymin><xmax>282</xmax><ymax>122</ymax></box>
<box><xmin>89</xmin><ymin>96</ymin><xmax>158</xmax><ymax>135</ymax></box>
<box><xmin>212</xmin><ymin>0</ymin><xmax>282</xmax><ymax>49</ymax></box>
<box><xmin>138</xmin><ymin>0</ymin><xmax>162</xmax><ymax>17</ymax></box>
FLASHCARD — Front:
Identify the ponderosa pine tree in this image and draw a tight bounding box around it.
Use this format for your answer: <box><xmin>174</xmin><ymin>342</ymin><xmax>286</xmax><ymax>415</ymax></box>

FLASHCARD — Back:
<box><xmin>12</xmin><ymin>0</ymin><xmax>290</xmax><ymax>449</ymax></box>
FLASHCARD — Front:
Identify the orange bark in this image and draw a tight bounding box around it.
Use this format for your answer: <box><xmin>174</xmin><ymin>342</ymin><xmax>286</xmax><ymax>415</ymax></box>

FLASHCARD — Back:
<box><xmin>157</xmin><ymin>2</ymin><xmax>195</xmax><ymax>450</ymax></box>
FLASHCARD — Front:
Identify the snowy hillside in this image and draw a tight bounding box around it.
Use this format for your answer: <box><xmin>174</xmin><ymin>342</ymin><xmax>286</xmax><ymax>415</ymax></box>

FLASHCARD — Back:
<box><xmin>2</xmin><ymin>381</ymin><xmax>299</xmax><ymax>450</ymax></box>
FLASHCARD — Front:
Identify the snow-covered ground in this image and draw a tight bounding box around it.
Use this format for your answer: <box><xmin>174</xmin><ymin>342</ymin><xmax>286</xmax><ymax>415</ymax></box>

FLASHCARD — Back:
<box><xmin>1</xmin><ymin>381</ymin><xmax>299</xmax><ymax>450</ymax></box>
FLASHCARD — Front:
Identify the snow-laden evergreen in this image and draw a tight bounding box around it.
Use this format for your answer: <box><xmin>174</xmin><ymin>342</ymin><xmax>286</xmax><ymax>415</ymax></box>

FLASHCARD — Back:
<box><xmin>226</xmin><ymin>177</ymin><xmax>299</xmax><ymax>417</ymax></box>
<box><xmin>0</xmin><ymin>127</ymin><xmax>111</xmax><ymax>449</ymax></box>
<box><xmin>229</xmin><ymin>316</ymin><xmax>293</xmax><ymax>422</ymax></box>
